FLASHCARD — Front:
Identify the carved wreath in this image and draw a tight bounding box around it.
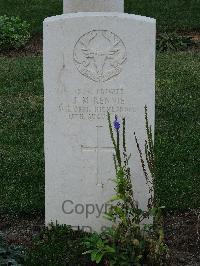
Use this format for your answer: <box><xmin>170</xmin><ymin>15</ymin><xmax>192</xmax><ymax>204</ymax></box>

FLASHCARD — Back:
<box><xmin>73</xmin><ymin>30</ymin><xmax>127</xmax><ymax>82</ymax></box>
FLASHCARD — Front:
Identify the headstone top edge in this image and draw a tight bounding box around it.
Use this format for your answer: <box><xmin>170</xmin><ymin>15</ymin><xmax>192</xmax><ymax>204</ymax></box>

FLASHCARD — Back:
<box><xmin>44</xmin><ymin>13</ymin><xmax>156</xmax><ymax>24</ymax></box>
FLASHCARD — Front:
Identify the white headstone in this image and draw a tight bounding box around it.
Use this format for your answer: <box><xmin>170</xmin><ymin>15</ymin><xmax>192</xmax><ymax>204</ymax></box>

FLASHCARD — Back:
<box><xmin>44</xmin><ymin>10</ymin><xmax>156</xmax><ymax>232</ymax></box>
<box><xmin>64</xmin><ymin>0</ymin><xmax>124</xmax><ymax>13</ymax></box>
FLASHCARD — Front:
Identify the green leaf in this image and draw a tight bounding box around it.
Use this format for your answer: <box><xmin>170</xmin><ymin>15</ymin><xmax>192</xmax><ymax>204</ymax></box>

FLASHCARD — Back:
<box><xmin>105</xmin><ymin>246</ymin><xmax>115</xmax><ymax>253</ymax></box>
<box><xmin>108</xmin><ymin>194</ymin><xmax>122</xmax><ymax>202</ymax></box>
<box><xmin>95</xmin><ymin>252</ymin><xmax>104</xmax><ymax>264</ymax></box>
<box><xmin>91</xmin><ymin>250</ymin><xmax>99</xmax><ymax>262</ymax></box>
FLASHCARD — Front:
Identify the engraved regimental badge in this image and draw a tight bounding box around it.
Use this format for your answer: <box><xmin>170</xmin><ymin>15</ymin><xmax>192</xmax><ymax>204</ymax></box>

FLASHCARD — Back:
<box><xmin>73</xmin><ymin>30</ymin><xmax>127</xmax><ymax>82</ymax></box>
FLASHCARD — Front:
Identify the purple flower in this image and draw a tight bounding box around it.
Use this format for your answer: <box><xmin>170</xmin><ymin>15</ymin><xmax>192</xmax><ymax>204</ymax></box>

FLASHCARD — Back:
<box><xmin>114</xmin><ymin>115</ymin><xmax>120</xmax><ymax>131</ymax></box>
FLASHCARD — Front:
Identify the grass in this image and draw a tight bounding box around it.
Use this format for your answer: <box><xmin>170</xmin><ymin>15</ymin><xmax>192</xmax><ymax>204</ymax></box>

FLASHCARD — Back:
<box><xmin>156</xmin><ymin>52</ymin><xmax>200</xmax><ymax>209</ymax></box>
<box><xmin>0</xmin><ymin>56</ymin><xmax>44</xmax><ymax>214</ymax></box>
<box><xmin>0</xmin><ymin>52</ymin><xmax>199</xmax><ymax>214</ymax></box>
<box><xmin>0</xmin><ymin>0</ymin><xmax>199</xmax><ymax>34</ymax></box>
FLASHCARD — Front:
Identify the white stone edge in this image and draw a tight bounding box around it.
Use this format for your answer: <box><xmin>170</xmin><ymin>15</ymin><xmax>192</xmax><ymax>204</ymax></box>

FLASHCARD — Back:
<box><xmin>43</xmin><ymin>12</ymin><xmax>156</xmax><ymax>25</ymax></box>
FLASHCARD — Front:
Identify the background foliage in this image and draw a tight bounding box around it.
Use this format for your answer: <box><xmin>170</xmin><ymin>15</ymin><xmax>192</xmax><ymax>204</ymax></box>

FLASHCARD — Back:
<box><xmin>0</xmin><ymin>15</ymin><xmax>30</xmax><ymax>51</ymax></box>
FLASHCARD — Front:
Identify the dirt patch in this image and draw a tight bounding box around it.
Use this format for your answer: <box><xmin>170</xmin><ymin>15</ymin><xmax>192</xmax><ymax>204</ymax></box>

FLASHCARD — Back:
<box><xmin>0</xmin><ymin>211</ymin><xmax>200</xmax><ymax>265</ymax></box>
<box><xmin>0</xmin><ymin>214</ymin><xmax>44</xmax><ymax>248</ymax></box>
<box><xmin>0</xmin><ymin>34</ymin><xmax>43</xmax><ymax>57</ymax></box>
<box><xmin>164</xmin><ymin>210</ymin><xmax>200</xmax><ymax>266</ymax></box>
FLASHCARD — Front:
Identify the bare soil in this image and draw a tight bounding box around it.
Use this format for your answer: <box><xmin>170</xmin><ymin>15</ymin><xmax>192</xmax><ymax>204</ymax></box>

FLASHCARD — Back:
<box><xmin>0</xmin><ymin>210</ymin><xmax>200</xmax><ymax>265</ymax></box>
<box><xmin>0</xmin><ymin>34</ymin><xmax>43</xmax><ymax>57</ymax></box>
<box><xmin>164</xmin><ymin>210</ymin><xmax>200</xmax><ymax>266</ymax></box>
<box><xmin>0</xmin><ymin>214</ymin><xmax>44</xmax><ymax>248</ymax></box>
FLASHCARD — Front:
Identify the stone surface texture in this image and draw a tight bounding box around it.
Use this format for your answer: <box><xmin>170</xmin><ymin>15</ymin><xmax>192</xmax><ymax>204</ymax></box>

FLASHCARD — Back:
<box><xmin>63</xmin><ymin>0</ymin><xmax>124</xmax><ymax>13</ymax></box>
<box><xmin>44</xmin><ymin>13</ymin><xmax>156</xmax><ymax>232</ymax></box>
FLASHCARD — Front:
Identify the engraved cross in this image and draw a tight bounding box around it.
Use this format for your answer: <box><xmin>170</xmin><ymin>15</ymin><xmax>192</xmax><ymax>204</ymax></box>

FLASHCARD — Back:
<box><xmin>81</xmin><ymin>126</ymin><xmax>114</xmax><ymax>188</ymax></box>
